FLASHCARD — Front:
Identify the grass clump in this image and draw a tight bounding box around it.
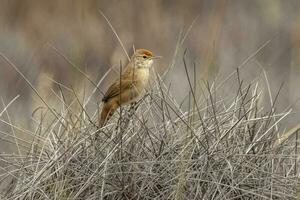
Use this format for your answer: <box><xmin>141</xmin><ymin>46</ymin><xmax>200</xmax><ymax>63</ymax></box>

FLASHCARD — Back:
<box><xmin>0</xmin><ymin>54</ymin><xmax>299</xmax><ymax>200</ymax></box>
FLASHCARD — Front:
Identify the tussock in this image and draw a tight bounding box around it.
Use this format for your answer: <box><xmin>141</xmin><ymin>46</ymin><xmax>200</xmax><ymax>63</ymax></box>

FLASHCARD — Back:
<box><xmin>0</xmin><ymin>54</ymin><xmax>299</xmax><ymax>200</ymax></box>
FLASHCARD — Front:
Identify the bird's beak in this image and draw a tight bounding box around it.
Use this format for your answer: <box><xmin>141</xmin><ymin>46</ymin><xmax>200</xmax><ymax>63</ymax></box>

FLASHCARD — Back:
<box><xmin>151</xmin><ymin>55</ymin><xmax>162</xmax><ymax>60</ymax></box>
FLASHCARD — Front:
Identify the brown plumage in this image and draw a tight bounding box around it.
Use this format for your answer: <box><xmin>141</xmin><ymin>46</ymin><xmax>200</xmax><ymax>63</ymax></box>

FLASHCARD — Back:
<box><xmin>99</xmin><ymin>49</ymin><xmax>159</xmax><ymax>127</ymax></box>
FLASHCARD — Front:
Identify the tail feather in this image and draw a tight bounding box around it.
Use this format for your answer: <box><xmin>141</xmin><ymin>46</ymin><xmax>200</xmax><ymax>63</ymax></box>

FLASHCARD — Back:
<box><xmin>99</xmin><ymin>101</ymin><xmax>118</xmax><ymax>127</ymax></box>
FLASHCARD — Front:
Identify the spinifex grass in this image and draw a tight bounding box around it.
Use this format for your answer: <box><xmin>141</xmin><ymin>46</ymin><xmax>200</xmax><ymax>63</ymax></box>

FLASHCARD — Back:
<box><xmin>0</xmin><ymin>53</ymin><xmax>299</xmax><ymax>200</ymax></box>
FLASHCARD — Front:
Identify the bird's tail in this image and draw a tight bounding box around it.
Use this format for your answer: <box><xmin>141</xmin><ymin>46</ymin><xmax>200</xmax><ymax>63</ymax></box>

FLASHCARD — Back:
<box><xmin>99</xmin><ymin>101</ymin><xmax>117</xmax><ymax>127</ymax></box>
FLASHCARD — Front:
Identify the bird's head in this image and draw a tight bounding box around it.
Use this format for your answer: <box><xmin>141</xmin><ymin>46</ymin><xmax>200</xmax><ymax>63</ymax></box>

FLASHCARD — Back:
<box><xmin>132</xmin><ymin>49</ymin><xmax>161</xmax><ymax>69</ymax></box>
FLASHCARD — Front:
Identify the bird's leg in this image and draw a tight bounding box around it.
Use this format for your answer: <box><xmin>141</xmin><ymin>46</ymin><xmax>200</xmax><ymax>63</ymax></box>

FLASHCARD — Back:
<box><xmin>130</xmin><ymin>102</ymin><xmax>137</xmax><ymax>110</ymax></box>
<box><xmin>127</xmin><ymin>93</ymin><xmax>150</xmax><ymax>119</ymax></box>
<box><xmin>134</xmin><ymin>93</ymin><xmax>150</xmax><ymax>110</ymax></box>
<box><xmin>117</xmin><ymin>94</ymin><xmax>152</xmax><ymax>129</ymax></box>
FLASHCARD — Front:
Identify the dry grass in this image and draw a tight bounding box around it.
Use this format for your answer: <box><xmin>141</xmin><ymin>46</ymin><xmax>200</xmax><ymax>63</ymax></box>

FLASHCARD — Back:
<box><xmin>0</xmin><ymin>51</ymin><xmax>299</xmax><ymax>200</ymax></box>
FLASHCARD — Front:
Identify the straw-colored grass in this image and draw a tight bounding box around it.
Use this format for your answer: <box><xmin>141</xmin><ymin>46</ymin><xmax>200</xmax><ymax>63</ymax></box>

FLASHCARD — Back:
<box><xmin>0</xmin><ymin>48</ymin><xmax>299</xmax><ymax>199</ymax></box>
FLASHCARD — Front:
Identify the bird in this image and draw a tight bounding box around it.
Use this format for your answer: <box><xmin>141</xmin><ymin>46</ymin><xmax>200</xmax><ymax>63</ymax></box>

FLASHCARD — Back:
<box><xmin>99</xmin><ymin>49</ymin><xmax>160</xmax><ymax>127</ymax></box>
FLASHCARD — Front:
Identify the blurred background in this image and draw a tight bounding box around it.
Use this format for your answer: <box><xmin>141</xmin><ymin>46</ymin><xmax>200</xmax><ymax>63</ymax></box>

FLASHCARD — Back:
<box><xmin>1</xmin><ymin>0</ymin><xmax>300</xmax><ymax>151</ymax></box>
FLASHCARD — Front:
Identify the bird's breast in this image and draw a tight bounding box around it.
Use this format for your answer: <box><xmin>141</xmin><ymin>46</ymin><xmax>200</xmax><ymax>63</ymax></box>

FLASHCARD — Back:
<box><xmin>136</xmin><ymin>68</ymin><xmax>150</xmax><ymax>85</ymax></box>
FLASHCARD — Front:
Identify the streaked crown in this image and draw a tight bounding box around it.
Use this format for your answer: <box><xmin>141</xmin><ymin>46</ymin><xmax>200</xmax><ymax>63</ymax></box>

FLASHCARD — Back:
<box><xmin>133</xmin><ymin>49</ymin><xmax>154</xmax><ymax>58</ymax></box>
<box><xmin>131</xmin><ymin>48</ymin><xmax>157</xmax><ymax>68</ymax></box>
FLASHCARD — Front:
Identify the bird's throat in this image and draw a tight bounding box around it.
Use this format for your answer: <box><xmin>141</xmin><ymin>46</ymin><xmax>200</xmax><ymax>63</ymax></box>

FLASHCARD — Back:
<box><xmin>136</xmin><ymin>67</ymin><xmax>150</xmax><ymax>84</ymax></box>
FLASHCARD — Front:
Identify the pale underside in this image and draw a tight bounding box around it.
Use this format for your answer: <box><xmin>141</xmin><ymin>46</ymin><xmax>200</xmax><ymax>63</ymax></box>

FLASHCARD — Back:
<box><xmin>102</xmin><ymin>66</ymin><xmax>150</xmax><ymax>105</ymax></box>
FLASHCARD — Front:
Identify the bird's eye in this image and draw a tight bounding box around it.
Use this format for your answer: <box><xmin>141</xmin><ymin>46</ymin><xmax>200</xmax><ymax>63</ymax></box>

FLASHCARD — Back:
<box><xmin>143</xmin><ymin>56</ymin><xmax>147</xmax><ymax>59</ymax></box>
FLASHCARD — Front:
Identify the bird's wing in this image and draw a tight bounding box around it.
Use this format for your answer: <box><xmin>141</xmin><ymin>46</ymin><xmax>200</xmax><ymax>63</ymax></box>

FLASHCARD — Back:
<box><xmin>102</xmin><ymin>79</ymin><xmax>136</xmax><ymax>102</ymax></box>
